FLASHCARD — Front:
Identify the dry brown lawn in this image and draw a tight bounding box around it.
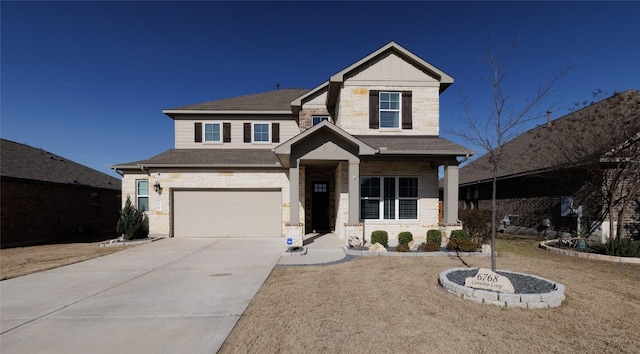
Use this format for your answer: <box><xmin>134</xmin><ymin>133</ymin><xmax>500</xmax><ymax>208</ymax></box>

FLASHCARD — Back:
<box><xmin>220</xmin><ymin>237</ymin><xmax>640</xmax><ymax>354</ymax></box>
<box><xmin>1</xmin><ymin>242</ymin><xmax>127</xmax><ymax>280</ymax></box>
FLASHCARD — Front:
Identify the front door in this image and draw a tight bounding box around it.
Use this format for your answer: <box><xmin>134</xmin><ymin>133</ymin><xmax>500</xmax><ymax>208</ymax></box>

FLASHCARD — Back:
<box><xmin>312</xmin><ymin>181</ymin><xmax>330</xmax><ymax>232</ymax></box>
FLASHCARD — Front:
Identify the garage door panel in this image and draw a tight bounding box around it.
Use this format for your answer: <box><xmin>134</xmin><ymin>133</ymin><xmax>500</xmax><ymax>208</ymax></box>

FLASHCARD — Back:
<box><xmin>173</xmin><ymin>190</ymin><xmax>281</xmax><ymax>238</ymax></box>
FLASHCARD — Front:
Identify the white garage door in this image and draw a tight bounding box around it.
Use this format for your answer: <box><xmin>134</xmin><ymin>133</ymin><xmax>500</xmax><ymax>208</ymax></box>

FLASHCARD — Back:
<box><xmin>173</xmin><ymin>189</ymin><xmax>282</xmax><ymax>238</ymax></box>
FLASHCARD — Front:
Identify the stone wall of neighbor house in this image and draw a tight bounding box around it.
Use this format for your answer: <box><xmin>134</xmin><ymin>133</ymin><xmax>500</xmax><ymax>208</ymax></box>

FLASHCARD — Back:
<box><xmin>360</xmin><ymin>160</ymin><xmax>439</xmax><ymax>245</ymax></box>
<box><xmin>121</xmin><ymin>169</ymin><xmax>290</xmax><ymax>237</ymax></box>
<box><xmin>1</xmin><ymin>179</ymin><xmax>121</xmax><ymax>248</ymax></box>
<box><xmin>337</xmin><ymin>86</ymin><xmax>440</xmax><ymax>136</ymax></box>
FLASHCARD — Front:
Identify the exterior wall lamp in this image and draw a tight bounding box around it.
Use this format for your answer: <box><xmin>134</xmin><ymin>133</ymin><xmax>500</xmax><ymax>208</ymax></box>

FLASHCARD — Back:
<box><xmin>154</xmin><ymin>181</ymin><xmax>162</xmax><ymax>194</ymax></box>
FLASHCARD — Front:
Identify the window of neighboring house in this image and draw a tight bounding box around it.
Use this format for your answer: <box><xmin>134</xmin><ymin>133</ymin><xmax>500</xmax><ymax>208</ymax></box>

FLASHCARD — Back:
<box><xmin>204</xmin><ymin>123</ymin><xmax>221</xmax><ymax>142</ymax></box>
<box><xmin>136</xmin><ymin>180</ymin><xmax>149</xmax><ymax>212</ymax></box>
<box><xmin>91</xmin><ymin>192</ymin><xmax>100</xmax><ymax>217</ymax></box>
<box><xmin>253</xmin><ymin>123</ymin><xmax>270</xmax><ymax>142</ymax></box>
<box><xmin>360</xmin><ymin>177</ymin><xmax>418</xmax><ymax>220</ymax></box>
<box><xmin>312</xmin><ymin>116</ymin><xmax>329</xmax><ymax>126</ymax></box>
<box><xmin>379</xmin><ymin>92</ymin><xmax>401</xmax><ymax>129</ymax></box>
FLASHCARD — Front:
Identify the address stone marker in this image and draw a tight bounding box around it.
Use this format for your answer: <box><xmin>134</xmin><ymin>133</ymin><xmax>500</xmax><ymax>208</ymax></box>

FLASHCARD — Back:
<box><xmin>464</xmin><ymin>268</ymin><xmax>515</xmax><ymax>293</ymax></box>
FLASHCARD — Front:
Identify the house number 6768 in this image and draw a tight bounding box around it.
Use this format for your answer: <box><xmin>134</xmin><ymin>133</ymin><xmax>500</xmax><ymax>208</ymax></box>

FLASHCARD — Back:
<box><xmin>476</xmin><ymin>273</ymin><xmax>499</xmax><ymax>282</ymax></box>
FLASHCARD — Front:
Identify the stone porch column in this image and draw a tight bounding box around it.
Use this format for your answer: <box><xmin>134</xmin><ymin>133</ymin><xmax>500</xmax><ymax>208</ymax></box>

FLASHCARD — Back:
<box><xmin>289</xmin><ymin>161</ymin><xmax>299</xmax><ymax>223</ymax></box>
<box><xmin>443</xmin><ymin>163</ymin><xmax>459</xmax><ymax>223</ymax></box>
<box><xmin>348</xmin><ymin>160</ymin><xmax>360</xmax><ymax>223</ymax></box>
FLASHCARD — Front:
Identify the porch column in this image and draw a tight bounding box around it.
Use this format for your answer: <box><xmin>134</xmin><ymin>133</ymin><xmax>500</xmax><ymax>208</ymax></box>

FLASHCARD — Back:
<box><xmin>289</xmin><ymin>161</ymin><xmax>299</xmax><ymax>223</ymax></box>
<box><xmin>348</xmin><ymin>160</ymin><xmax>360</xmax><ymax>223</ymax></box>
<box><xmin>443</xmin><ymin>163</ymin><xmax>459</xmax><ymax>223</ymax></box>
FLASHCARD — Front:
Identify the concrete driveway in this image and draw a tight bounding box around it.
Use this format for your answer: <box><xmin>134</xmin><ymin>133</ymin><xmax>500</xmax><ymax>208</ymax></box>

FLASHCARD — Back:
<box><xmin>0</xmin><ymin>238</ymin><xmax>284</xmax><ymax>354</ymax></box>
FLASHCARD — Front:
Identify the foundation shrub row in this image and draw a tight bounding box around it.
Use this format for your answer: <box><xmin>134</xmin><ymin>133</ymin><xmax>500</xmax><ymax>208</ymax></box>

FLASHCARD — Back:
<box><xmin>369</xmin><ymin>229</ymin><xmax>478</xmax><ymax>252</ymax></box>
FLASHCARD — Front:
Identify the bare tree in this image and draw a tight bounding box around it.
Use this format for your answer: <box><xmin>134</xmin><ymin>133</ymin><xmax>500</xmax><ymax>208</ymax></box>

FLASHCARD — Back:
<box><xmin>453</xmin><ymin>40</ymin><xmax>572</xmax><ymax>271</ymax></box>
<box><xmin>549</xmin><ymin>90</ymin><xmax>640</xmax><ymax>241</ymax></box>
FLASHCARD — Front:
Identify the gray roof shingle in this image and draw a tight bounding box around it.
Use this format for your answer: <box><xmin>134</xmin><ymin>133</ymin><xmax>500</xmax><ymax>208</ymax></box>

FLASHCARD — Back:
<box><xmin>167</xmin><ymin>89</ymin><xmax>309</xmax><ymax>112</ymax></box>
<box><xmin>356</xmin><ymin>136</ymin><xmax>474</xmax><ymax>155</ymax></box>
<box><xmin>459</xmin><ymin>90</ymin><xmax>640</xmax><ymax>185</ymax></box>
<box><xmin>1</xmin><ymin>139</ymin><xmax>121</xmax><ymax>190</ymax></box>
<box><xmin>113</xmin><ymin>149</ymin><xmax>281</xmax><ymax>168</ymax></box>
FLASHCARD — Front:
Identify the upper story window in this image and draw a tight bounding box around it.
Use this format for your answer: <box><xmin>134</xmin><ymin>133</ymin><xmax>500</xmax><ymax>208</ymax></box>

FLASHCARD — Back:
<box><xmin>369</xmin><ymin>90</ymin><xmax>412</xmax><ymax>130</ymax></box>
<box><xmin>204</xmin><ymin>123</ymin><xmax>221</xmax><ymax>142</ymax></box>
<box><xmin>379</xmin><ymin>92</ymin><xmax>401</xmax><ymax>129</ymax></box>
<box><xmin>253</xmin><ymin>123</ymin><xmax>270</xmax><ymax>142</ymax></box>
<box><xmin>312</xmin><ymin>116</ymin><xmax>329</xmax><ymax>126</ymax></box>
<box><xmin>136</xmin><ymin>180</ymin><xmax>149</xmax><ymax>212</ymax></box>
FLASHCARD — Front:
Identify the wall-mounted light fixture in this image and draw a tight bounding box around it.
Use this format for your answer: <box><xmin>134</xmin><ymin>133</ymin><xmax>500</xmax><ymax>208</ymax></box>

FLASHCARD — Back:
<box><xmin>154</xmin><ymin>181</ymin><xmax>162</xmax><ymax>194</ymax></box>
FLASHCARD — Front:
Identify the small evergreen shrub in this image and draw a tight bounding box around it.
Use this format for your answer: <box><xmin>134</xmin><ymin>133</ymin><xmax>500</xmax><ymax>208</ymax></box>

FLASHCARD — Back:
<box><xmin>418</xmin><ymin>241</ymin><xmax>440</xmax><ymax>252</ymax></box>
<box><xmin>446</xmin><ymin>239</ymin><xmax>479</xmax><ymax>252</ymax></box>
<box><xmin>398</xmin><ymin>231</ymin><xmax>413</xmax><ymax>245</ymax></box>
<box><xmin>395</xmin><ymin>244</ymin><xmax>410</xmax><ymax>252</ymax></box>
<box><xmin>116</xmin><ymin>196</ymin><xmax>149</xmax><ymax>241</ymax></box>
<box><xmin>371</xmin><ymin>230</ymin><xmax>389</xmax><ymax>247</ymax></box>
<box><xmin>426</xmin><ymin>229</ymin><xmax>442</xmax><ymax>246</ymax></box>
<box><xmin>459</xmin><ymin>209</ymin><xmax>492</xmax><ymax>244</ymax></box>
<box><xmin>449</xmin><ymin>229</ymin><xmax>470</xmax><ymax>241</ymax></box>
<box><xmin>604</xmin><ymin>236</ymin><xmax>640</xmax><ymax>258</ymax></box>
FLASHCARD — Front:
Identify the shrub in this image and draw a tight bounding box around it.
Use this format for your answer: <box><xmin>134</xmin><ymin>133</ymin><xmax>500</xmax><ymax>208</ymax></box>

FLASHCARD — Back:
<box><xmin>116</xmin><ymin>196</ymin><xmax>149</xmax><ymax>241</ymax></box>
<box><xmin>371</xmin><ymin>230</ymin><xmax>389</xmax><ymax>247</ymax></box>
<box><xmin>418</xmin><ymin>241</ymin><xmax>440</xmax><ymax>252</ymax></box>
<box><xmin>398</xmin><ymin>231</ymin><xmax>413</xmax><ymax>245</ymax></box>
<box><xmin>446</xmin><ymin>239</ymin><xmax>479</xmax><ymax>252</ymax></box>
<box><xmin>449</xmin><ymin>229</ymin><xmax>470</xmax><ymax>241</ymax></box>
<box><xmin>426</xmin><ymin>229</ymin><xmax>442</xmax><ymax>246</ymax></box>
<box><xmin>459</xmin><ymin>209</ymin><xmax>492</xmax><ymax>244</ymax></box>
<box><xmin>395</xmin><ymin>244</ymin><xmax>410</xmax><ymax>252</ymax></box>
<box><xmin>604</xmin><ymin>236</ymin><xmax>640</xmax><ymax>258</ymax></box>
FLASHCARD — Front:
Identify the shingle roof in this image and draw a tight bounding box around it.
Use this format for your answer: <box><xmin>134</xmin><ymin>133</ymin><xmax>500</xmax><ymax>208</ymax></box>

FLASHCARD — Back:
<box><xmin>459</xmin><ymin>90</ymin><xmax>640</xmax><ymax>185</ymax></box>
<box><xmin>166</xmin><ymin>89</ymin><xmax>309</xmax><ymax>112</ymax></box>
<box><xmin>1</xmin><ymin>139</ymin><xmax>121</xmax><ymax>190</ymax></box>
<box><xmin>356</xmin><ymin>136</ymin><xmax>474</xmax><ymax>155</ymax></box>
<box><xmin>112</xmin><ymin>149</ymin><xmax>281</xmax><ymax>168</ymax></box>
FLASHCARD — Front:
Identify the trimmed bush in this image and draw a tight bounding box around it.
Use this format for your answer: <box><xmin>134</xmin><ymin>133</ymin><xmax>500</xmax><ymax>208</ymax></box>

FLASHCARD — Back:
<box><xmin>116</xmin><ymin>196</ymin><xmax>149</xmax><ymax>241</ymax></box>
<box><xmin>426</xmin><ymin>229</ymin><xmax>442</xmax><ymax>246</ymax></box>
<box><xmin>398</xmin><ymin>231</ymin><xmax>413</xmax><ymax>245</ymax></box>
<box><xmin>418</xmin><ymin>241</ymin><xmax>440</xmax><ymax>252</ymax></box>
<box><xmin>449</xmin><ymin>229</ymin><xmax>470</xmax><ymax>241</ymax></box>
<box><xmin>459</xmin><ymin>209</ymin><xmax>492</xmax><ymax>244</ymax></box>
<box><xmin>371</xmin><ymin>230</ymin><xmax>389</xmax><ymax>247</ymax></box>
<box><xmin>446</xmin><ymin>239</ymin><xmax>479</xmax><ymax>252</ymax></box>
<box><xmin>395</xmin><ymin>244</ymin><xmax>410</xmax><ymax>252</ymax></box>
<box><xmin>604</xmin><ymin>236</ymin><xmax>640</xmax><ymax>258</ymax></box>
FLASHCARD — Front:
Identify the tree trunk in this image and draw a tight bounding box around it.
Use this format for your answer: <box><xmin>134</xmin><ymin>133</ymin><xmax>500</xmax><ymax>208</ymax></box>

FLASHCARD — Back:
<box><xmin>491</xmin><ymin>168</ymin><xmax>497</xmax><ymax>271</ymax></box>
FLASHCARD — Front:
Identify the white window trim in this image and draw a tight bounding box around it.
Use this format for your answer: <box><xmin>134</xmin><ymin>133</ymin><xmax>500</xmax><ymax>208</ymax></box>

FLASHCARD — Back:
<box><xmin>312</xmin><ymin>115</ymin><xmax>329</xmax><ymax>126</ymax></box>
<box><xmin>136</xmin><ymin>179</ymin><xmax>149</xmax><ymax>212</ymax></box>
<box><xmin>360</xmin><ymin>176</ymin><xmax>418</xmax><ymax>220</ymax></box>
<box><xmin>203</xmin><ymin>122</ymin><xmax>222</xmax><ymax>144</ymax></box>
<box><xmin>252</xmin><ymin>122</ymin><xmax>271</xmax><ymax>144</ymax></box>
<box><xmin>379</xmin><ymin>92</ymin><xmax>401</xmax><ymax>130</ymax></box>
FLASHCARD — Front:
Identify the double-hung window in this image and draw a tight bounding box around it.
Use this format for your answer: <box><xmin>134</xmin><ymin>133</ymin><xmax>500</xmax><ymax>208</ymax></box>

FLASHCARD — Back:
<box><xmin>360</xmin><ymin>177</ymin><xmax>418</xmax><ymax>220</ymax></box>
<box><xmin>253</xmin><ymin>123</ymin><xmax>270</xmax><ymax>142</ymax></box>
<box><xmin>379</xmin><ymin>92</ymin><xmax>401</xmax><ymax>129</ymax></box>
<box><xmin>204</xmin><ymin>123</ymin><xmax>221</xmax><ymax>143</ymax></box>
<box><xmin>312</xmin><ymin>115</ymin><xmax>329</xmax><ymax>126</ymax></box>
<box><xmin>136</xmin><ymin>180</ymin><xmax>149</xmax><ymax>212</ymax></box>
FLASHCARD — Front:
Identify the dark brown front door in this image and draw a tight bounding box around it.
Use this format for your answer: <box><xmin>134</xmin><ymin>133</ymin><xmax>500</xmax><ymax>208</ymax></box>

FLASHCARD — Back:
<box><xmin>312</xmin><ymin>181</ymin><xmax>330</xmax><ymax>232</ymax></box>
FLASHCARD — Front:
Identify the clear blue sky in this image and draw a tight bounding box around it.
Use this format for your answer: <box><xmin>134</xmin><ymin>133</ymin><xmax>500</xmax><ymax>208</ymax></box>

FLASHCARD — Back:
<box><xmin>2</xmin><ymin>1</ymin><xmax>639</xmax><ymax>179</ymax></box>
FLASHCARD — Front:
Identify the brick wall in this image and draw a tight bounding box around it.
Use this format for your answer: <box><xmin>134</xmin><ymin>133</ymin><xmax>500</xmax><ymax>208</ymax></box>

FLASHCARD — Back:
<box><xmin>299</xmin><ymin>108</ymin><xmax>331</xmax><ymax>131</ymax></box>
<box><xmin>1</xmin><ymin>178</ymin><xmax>121</xmax><ymax>248</ymax></box>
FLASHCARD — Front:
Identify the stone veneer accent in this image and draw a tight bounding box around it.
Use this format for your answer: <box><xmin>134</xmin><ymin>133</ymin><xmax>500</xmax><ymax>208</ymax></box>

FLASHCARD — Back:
<box><xmin>439</xmin><ymin>268</ymin><xmax>566</xmax><ymax>309</ymax></box>
<box><xmin>299</xmin><ymin>108</ymin><xmax>331</xmax><ymax>131</ymax></box>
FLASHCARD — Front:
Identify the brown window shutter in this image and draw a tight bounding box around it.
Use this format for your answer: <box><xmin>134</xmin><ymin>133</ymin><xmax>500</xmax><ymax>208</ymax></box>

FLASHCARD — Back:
<box><xmin>223</xmin><ymin>123</ymin><xmax>231</xmax><ymax>143</ymax></box>
<box><xmin>402</xmin><ymin>91</ymin><xmax>412</xmax><ymax>129</ymax></box>
<box><xmin>243</xmin><ymin>123</ymin><xmax>251</xmax><ymax>143</ymax></box>
<box><xmin>369</xmin><ymin>90</ymin><xmax>379</xmax><ymax>129</ymax></box>
<box><xmin>194</xmin><ymin>123</ymin><xmax>202</xmax><ymax>142</ymax></box>
<box><xmin>271</xmin><ymin>123</ymin><xmax>280</xmax><ymax>143</ymax></box>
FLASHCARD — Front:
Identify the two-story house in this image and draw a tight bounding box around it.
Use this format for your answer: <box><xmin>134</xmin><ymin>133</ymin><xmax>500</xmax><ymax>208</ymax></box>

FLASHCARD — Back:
<box><xmin>112</xmin><ymin>42</ymin><xmax>473</xmax><ymax>246</ymax></box>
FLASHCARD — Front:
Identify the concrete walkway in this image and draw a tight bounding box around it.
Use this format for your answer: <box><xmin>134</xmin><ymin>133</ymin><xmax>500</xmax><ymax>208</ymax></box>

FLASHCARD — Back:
<box><xmin>0</xmin><ymin>238</ymin><xmax>284</xmax><ymax>354</ymax></box>
<box><xmin>278</xmin><ymin>233</ymin><xmax>352</xmax><ymax>266</ymax></box>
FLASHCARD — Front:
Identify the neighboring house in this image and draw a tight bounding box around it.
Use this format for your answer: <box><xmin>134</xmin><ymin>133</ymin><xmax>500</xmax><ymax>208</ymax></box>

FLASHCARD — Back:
<box><xmin>456</xmin><ymin>90</ymin><xmax>640</xmax><ymax>239</ymax></box>
<box><xmin>112</xmin><ymin>42</ymin><xmax>473</xmax><ymax>246</ymax></box>
<box><xmin>1</xmin><ymin>139</ymin><xmax>122</xmax><ymax>248</ymax></box>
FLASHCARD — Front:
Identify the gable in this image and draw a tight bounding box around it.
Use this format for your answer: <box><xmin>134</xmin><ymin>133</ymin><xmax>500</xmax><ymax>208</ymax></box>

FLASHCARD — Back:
<box><xmin>345</xmin><ymin>52</ymin><xmax>440</xmax><ymax>86</ymax></box>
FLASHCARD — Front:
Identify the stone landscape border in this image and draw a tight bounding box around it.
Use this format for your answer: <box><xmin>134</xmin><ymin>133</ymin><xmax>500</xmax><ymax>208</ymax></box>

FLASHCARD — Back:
<box><xmin>343</xmin><ymin>246</ymin><xmax>491</xmax><ymax>258</ymax></box>
<box><xmin>439</xmin><ymin>268</ymin><xmax>565</xmax><ymax>309</ymax></box>
<box><xmin>539</xmin><ymin>239</ymin><xmax>640</xmax><ymax>264</ymax></box>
